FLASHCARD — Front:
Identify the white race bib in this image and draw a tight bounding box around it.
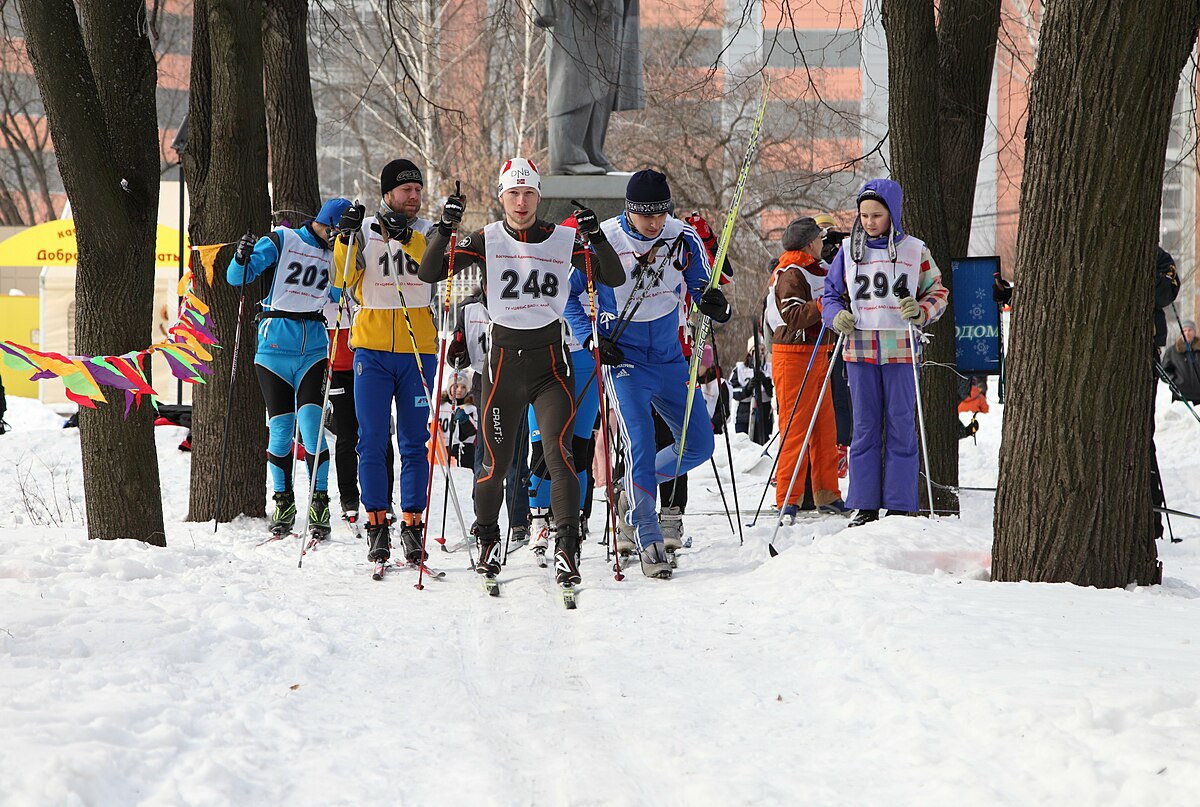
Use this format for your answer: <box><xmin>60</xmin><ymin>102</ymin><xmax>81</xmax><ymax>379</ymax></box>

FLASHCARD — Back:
<box><xmin>483</xmin><ymin>221</ymin><xmax>575</xmax><ymax>329</ymax></box>
<box><xmin>845</xmin><ymin>237</ymin><xmax>924</xmax><ymax>331</ymax></box>
<box><xmin>266</xmin><ymin>227</ymin><xmax>333</xmax><ymax>312</ymax></box>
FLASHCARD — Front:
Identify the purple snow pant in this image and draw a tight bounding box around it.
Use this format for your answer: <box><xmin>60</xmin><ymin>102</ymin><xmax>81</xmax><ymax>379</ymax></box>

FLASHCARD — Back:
<box><xmin>845</xmin><ymin>361</ymin><xmax>919</xmax><ymax>512</ymax></box>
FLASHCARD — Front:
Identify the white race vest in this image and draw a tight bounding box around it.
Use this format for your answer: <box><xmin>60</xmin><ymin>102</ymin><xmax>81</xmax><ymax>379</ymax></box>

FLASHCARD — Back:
<box><xmin>358</xmin><ymin>217</ymin><xmax>431</xmax><ymax>309</ymax></box>
<box><xmin>483</xmin><ymin>221</ymin><xmax>575</xmax><ymax>329</ymax></box>
<box><xmin>321</xmin><ymin>297</ymin><xmax>356</xmax><ymax>329</ymax></box>
<box><xmin>845</xmin><ymin>236</ymin><xmax>924</xmax><ymax>331</ymax></box>
<box><xmin>765</xmin><ymin>259</ymin><xmax>827</xmax><ymax>331</ymax></box>
<box><xmin>266</xmin><ymin>228</ymin><xmax>334</xmax><ymax>312</ymax></box>
<box><xmin>462</xmin><ymin>301</ymin><xmax>491</xmax><ymax>372</ymax></box>
<box><xmin>602</xmin><ymin>216</ymin><xmax>692</xmax><ymax>323</ymax></box>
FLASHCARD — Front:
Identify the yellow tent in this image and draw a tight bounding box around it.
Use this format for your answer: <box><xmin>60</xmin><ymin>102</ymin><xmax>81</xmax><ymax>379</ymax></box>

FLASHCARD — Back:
<box><xmin>0</xmin><ymin>219</ymin><xmax>188</xmax><ymax>268</ymax></box>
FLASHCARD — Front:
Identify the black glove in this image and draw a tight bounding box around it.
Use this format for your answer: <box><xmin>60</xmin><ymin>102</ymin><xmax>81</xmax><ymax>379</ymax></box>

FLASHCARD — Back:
<box><xmin>440</xmin><ymin>194</ymin><xmax>465</xmax><ymax>229</ymax></box>
<box><xmin>992</xmin><ymin>273</ymin><xmax>1013</xmax><ymax>306</ymax></box>
<box><xmin>742</xmin><ymin>377</ymin><xmax>759</xmax><ymax>396</ymax></box>
<box><xmin>235</xmin><ymin>232</ymin><xmax>255</xmax><ymax>265</ymax></box>
<box><xmin>595</xmin><ymin>337</ymin><xmax>624</xmax><ymax>366</ymax></box>
<box><xmin>699</xmin><ymin>287</ymin><xmax>731</xmax><ymax>322</ymax></box>
<box><xmin>574</xmin><ymin>207</ymin><xmax>600</xmax><ymax>236</ymax></box>
<box><xmin>375</xmin><ymin>210</ymin><xmax>411</xmax><ymax>242</ymax></box>
<box><xmin>338</xmin><ymin>203</ymin><xmax>365</xmax><ymax>234</ymax></box>
<box><xmin>445</xmin><ymin>330</ymin><xmax>469</xmax><ymax>369</ymax></box>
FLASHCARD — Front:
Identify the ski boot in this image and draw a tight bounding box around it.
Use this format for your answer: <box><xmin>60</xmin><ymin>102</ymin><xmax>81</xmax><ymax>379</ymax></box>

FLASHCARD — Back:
<box><xmin>660</xmin><ymin>506</ymin><xmax>684</xmax><ymax>567</ymax></box>
<box><xmin>341</xmin><ymin>497</ymin><xmax>360</xmax><ymax>526</ymax></box>
<box><xmin>780</xmin><ymin>503</ymin><xmax>799</xmax><ymax>526</ymax></box>
<box><xmin>269</xmin><ymin>490</ymin><xmax>296</xmax><ymax>536</ymax></box>
<box><xmin>530</xmin><ymin>508</ymin><xmax>553</xmax><ymax>567</ymax></box>
<box><xmin>817</xmin><ymin>498</ymin><xmax>851</xmax><ymax>515</ymax></box>
<box><xmin>308</xmin><ymin>491</ymin><xmax>332</xmax><ymax>542</ymax></box>
<box><xmin>510</xmin><ymin>523</ymin><xmax>531</xmax><ymax>550</ymax></box>
<box><xmin>554</xmin><ymin>524</ymin><xmax>583</xmax><ymax>586</ymax></box>
<box><xmin>614</xmin><ymin>484</ymin><xmax>637</xmax><ymax>556</ymax></box>
<box><xmin>399</xmin><ymin>513</ymin><xmax>427</xmax><ymax>564</ymax></box>
<box><xmin>473</xmin><ymin>522</ymin><xmax>503</xmax><ymax>576</ymax></box>
<box><xmin>638</xmin><ymin>540</ymin><xmax>673</xmax><ymax>580</ymax></box>
<box><xmin>848</xmin><ymin>508</ymin><xmax>880</xmax><ymax>528</ymax></box>
<box><xmin>366</xmin><ymin>517</ymin><xmax>391</xmax><ymax>563</ymax></box>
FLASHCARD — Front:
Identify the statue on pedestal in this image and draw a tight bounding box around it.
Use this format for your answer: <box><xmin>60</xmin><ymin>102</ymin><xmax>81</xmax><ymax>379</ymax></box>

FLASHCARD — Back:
<box><xmin>534</xmin><ymin>0</ymin><xmax>644</xmax><ymax>175</ymax></box>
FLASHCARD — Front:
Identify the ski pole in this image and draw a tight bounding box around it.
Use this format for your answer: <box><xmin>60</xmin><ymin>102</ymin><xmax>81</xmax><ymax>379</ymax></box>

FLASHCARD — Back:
<box><xmin>297</xmin><ymin>226</ymin><xmax>359</xmax><ymax>568</ymax></box>
<box><xmin>747</xmin><ymin>322</ymin><xmax>827</xmax><ymax>527</ymax></box>
<box><xmin>709</xmin><ymin>337</ymin><xmax>743</xmax><ymax>545</ymax></box>
<box><xmin>708</xmin><ymin>455</ymin><xmax>736</xmax><ymax>535</ymax></box>
<box><xmin>215</xmin><ymin>232</ymin><xmax>252</xmax><ymax>532</ymax></box>
<box><xmin>907</xmin><ymin>316</ymin><xmax>935</xmax><ymax>517</ymax></box>
<box><xmin>572</xmin><ymin>204</ymin><xmax>624</xmax><ymax>581</ymax></box>
<box><xmin>768</xmin><ymin>333</ymin><xmax>845</xmax><ymax>554</ymax></box>
<box><xmin>673</xmin><ymin>75</ymin><xmax>770</xmax><ymax>484</ymax></box>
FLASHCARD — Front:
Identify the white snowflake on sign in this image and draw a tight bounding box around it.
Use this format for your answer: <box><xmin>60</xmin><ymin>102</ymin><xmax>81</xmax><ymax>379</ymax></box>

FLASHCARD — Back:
<box><xmin>976</xmin><ymin>341</ymin><xmax>988</xmax><ymax>354</ymax></box>
<box><xmin>976</xmin><ymin>288</ymin><xmax>987</xmax><ymax>300</ymax></box>
<box><xmin>971</xmin><ymin>304</ymin><xmax>985</xmax><ymax>319</ymax></box>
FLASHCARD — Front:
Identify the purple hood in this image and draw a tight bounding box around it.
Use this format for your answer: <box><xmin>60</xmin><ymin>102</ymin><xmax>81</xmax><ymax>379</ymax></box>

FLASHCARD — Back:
<box><xmin>856</xmin><ymin>178</ymin><xmax>904</xmax><ymax>247</ymax></box>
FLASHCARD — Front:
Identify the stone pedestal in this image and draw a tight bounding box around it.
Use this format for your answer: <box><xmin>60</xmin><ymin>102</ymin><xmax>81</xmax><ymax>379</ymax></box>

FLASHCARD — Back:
<box><xmin>539</xmin><ymin>174</ymin><xmax>630</xmax><ymax>223</ymax></box>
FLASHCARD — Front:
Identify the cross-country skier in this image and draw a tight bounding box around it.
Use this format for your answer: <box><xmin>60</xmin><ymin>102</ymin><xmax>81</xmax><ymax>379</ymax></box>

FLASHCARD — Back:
<box><xmin>565</xmin><ymin>169</ymin><xmax>731</xmax><ymax>578</ymax></box>
<box><xmin>523</xmin><ymin>213</ymin><xmax>603</xmax><ymax>564</ymax></box>
<box><xmin>822</xmin><ymin>179</ymin><xmax>947</xmax><ymax>526</ymax></box>
<box><xmin>419</xmin><ymin>157</ymin><xmax>624</xmax><ymax>589</ymax></box>
<box><xmin>227</xmin><ymin>197</ymin><xmax>353</xmax><ymax>540</ymax></box>
<box><xmin>334</xmin><ymin>159</ymin><xmax>439</xmax><ymax>565</ymax></box>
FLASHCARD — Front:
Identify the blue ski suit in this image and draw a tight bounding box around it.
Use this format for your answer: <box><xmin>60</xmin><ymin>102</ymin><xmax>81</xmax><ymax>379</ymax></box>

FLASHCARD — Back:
<box><xmin>565</xmin><ymin>214</ymin><xmax>715</xmax><ymax>548</ymax></box>
<box><xmin>227</xmin><ymin>224</ymin><xmax>341</xmax><ymax>494</ymax></box>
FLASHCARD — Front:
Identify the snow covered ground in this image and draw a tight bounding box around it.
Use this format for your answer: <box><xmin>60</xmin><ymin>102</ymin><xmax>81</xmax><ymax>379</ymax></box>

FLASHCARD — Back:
<box><xmin>1</xmin><ymin>388</ymin><xmax>1199</xmax><ymax>806</ymax></box>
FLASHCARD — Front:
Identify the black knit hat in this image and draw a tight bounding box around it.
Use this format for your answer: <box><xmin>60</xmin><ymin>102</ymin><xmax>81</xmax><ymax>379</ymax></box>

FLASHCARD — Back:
<box><xmin>625</xmin><ymin>169</ymin><xmax>672</xmax><ymax>215</ymax></box>
<box><xmin>380</xmin><ymin>159</ymin><xmax>423</xmax><ymax>196</ymax></box>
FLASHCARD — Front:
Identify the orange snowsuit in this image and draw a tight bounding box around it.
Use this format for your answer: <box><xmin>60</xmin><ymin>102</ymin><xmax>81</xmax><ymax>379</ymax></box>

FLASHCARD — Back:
<box><xmin>766</xmin><ymin>250</ymin><xmax>841</xmax><ymax>508</ymax></box>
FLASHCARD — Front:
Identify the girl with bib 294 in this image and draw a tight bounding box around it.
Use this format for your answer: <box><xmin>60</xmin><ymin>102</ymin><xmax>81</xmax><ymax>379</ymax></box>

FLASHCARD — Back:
<box><xmin>821</xmin><ymin>180</ymin><xmax>947</xmax><ymax>528</ymax></box>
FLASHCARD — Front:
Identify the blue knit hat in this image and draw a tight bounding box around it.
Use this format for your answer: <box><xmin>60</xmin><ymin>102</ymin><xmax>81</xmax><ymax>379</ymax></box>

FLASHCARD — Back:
<box><xmin>315</xmin><ymin>197</ymin><xmax>352</xmax><ymax>227</ymax></box>
<box><xmin>625</xmin><ymin>169</ymin><xmax>672</xmax><ymax>215</ymax></box>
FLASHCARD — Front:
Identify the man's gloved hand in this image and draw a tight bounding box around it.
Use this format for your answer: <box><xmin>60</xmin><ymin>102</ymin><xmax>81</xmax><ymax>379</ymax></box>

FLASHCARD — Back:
<box><xmin>832</xmin><ymin>310</ymin><xmax>856</xmax><ymax>335</ymax></box>
<box><xmin>445</xmin><ymin>330</ymin><xmax>469</xmax><ymax>369</ymax></box>
<box><xmin>440</xmin><ymin>193</ymin><xmax>465</xmax><ymax>229</ymax></box>
<box><xmin>590</xmin><ymin>336</ymin><xmax>625</xmax><ymax>366</ymax></box>
<box><xmin>338</xmin><ymin>203</ymin><xmax>365</xmax><ymax>235</ymax></box>
<box><xmin>899</xmin><ymin>296</ymin><xmax>922</xmax><ymax>322</ymax></box>
<box><xmin>699</xmin><ymin>287</ymin><xmax>731</xmax><ymax>322</ymax></box>
<box><xmin>235</xmin><ymin>232</ymin><xmax>255</xmax><ymax>265</ymax></box>
<box><xmin>573</xmin><ymin>206</ymin><xmax>600</xmax><ymax>236</ymax></box>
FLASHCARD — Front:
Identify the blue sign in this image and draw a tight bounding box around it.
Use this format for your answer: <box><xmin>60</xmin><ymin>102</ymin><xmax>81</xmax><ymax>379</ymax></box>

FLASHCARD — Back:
<box><xmin>952</xmin><ymin>256</ymin><xmax>1002</xmax><ymax>375</ymax></box>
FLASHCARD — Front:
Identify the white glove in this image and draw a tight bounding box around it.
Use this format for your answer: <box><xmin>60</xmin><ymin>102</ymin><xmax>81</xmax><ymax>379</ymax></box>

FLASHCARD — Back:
<box><xmin>832</xmin><ymin>310</ymin><xmax>856</xmax><ymax>335</ymax></box>
<box><xmin>899</xmin><ymin>297</ymin><xmax>922</xmax><ymax>323</ymax></box>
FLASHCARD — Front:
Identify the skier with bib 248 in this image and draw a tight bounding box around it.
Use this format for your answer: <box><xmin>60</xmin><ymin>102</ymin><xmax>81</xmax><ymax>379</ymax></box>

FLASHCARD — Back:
<box><xmin>565</xmin><ymin>169</ymin><xmax>730</xmax><ymax>578</ymax></box>
<box><xmin>419</xmin><ymin>158</ymin><xmax>624</xmax><ymax>590</ymax></box>
<box><xmin>822</xmin><ymin>179</ymin><xmax>947</xmax><ymax>527</ymax></box>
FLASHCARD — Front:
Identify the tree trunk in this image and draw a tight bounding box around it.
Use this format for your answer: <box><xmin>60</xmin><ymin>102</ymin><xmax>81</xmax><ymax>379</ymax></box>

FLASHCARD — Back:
<box><xmin>185</xmin><ymin>0</ymin><xmax>273</xmax><ymax>523</ymax></box>
<box><xmin>263</xmin><ymin>0</ymin><xmax>321</xmax><ymax>226</ymax></box>
<box><xmin>17</xmin><ymin>0</ymin><xmax>165</xmax><ymax>543</ymax></box>
<box><xmin>993</xmin><ymin>0</ymin><xmax>1198</xmax><ymax>586</ymax></box>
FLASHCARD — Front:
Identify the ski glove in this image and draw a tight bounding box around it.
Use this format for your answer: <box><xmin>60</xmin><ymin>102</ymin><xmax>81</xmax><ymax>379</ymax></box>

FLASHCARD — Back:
<box><xmin>440</xmin><ymin>194</ymin><xmax>466</xmax><ymax>229</ymax></box>
<box><xmin>574</xmin><ymin>207</ymin><xmax>600</xmax><ymax>236</ymax></box>
<box><xmin>899</xmin><ymin>296</ymin><xmax>922</xmax><ymax>323</ymax></box>
<box><xmin>235</xmin><ymin>232</ymin><xmax>256</xmax><ymax>265</ymax></box>
<box><xmin>992</xmin><ymin>273</ymin><xmax>1013</xmax><ymax>306</ymax></box>
<box><xmin>589</xmin><ymin>336</ymin><xmax>625</xmax><ymax>366</ymax></box>
<box><xmin>445</xmin><ymin>330</ymin><xmax>469</xmax><ymax>369</ymax></box>
<box><xmin>338</xmin><ymin>203</ymin><xmax>365</xmax><ymax>235</ymax></box>
<box><xmin>699</xmin><ymin>287</ymin><xmax>732</xmax><ymax>322</ymax></box>
<box><xmin>832</xmin><ymin>310</ymin><xmax>856</xmax><ymax>335</ymax></box>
